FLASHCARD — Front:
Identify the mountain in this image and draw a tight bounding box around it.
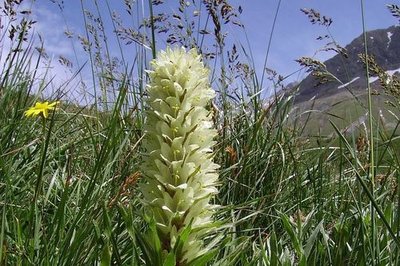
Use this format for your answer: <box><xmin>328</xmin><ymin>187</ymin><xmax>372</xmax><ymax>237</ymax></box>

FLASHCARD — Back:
<box><xmin>288</xmin><ymin>25</ymin><xmax>400</xmax><ymax>136</ymax></box>
<box><xmin>294</xmin><ymin>25</ymin><xmax>400</xmax><ymax>103</ymax></box>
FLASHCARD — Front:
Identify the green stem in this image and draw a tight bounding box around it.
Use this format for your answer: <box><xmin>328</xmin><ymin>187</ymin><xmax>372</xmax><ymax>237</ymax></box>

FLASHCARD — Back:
<box><xmin>148</xmin><ymin>0</ymin><xmax>156</xmax><ymax>59</ymax></box>
<box><xmin>34</xmin><ymin>117</ymin><xmax>47</xmax><ymax>201</ymax></box>
<box><xmin>360</xmin><ymin>0</ymin><xmax>377</xmax><ymax>263</ymax></box>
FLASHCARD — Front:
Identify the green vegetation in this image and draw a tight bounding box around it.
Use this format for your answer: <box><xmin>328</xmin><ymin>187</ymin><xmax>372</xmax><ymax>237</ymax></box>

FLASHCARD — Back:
<box><xmin>293</xmin><ymin>90</ymin><xmax>400</xmax><ymax>136</ymax></box>
<box><xmin>1</xmin><ymin>0</ymin><xmax>400</xmax><ymax>265</ymax></box>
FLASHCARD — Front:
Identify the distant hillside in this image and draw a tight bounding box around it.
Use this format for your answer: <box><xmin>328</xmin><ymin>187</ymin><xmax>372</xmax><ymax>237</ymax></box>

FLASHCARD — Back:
<box><xmin>295</xmin><ymin>25</ymin><xmax>400</xmax><ymax>103</ymax></box>
<box><xmin>289</xmin><ymin>25</ymin><xmax>400</xmax><ymax>136</ymax></box>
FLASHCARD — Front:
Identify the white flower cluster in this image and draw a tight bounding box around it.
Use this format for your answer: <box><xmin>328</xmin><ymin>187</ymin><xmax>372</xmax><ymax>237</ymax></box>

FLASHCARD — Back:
<box><xmin>140</xmin><ymin>47</ymin><xmax>219</xmax><ymax>263</ymax></box>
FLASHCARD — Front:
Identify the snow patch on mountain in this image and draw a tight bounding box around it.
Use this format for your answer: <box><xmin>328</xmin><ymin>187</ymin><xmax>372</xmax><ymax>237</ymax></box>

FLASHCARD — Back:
<box><xmin>368</xmin><ymin>67</ymin><xmax>400</xmax><ymax>84</ymax></box>
<box><xmin>338</xmin><ymin>77</ymin><xmax>360</xmax><ymax>89</ymax></box>
<box><xmin>368</xmin><ymin>76</ymin><xmax>379</xmax><ymax>84</ymax></box>
<box><xmin>386</xmin><ymin>67</ymin><xmax>400</xmax><ymax>76</ymax></box>
<box><xmin>387</xmin><ymin>31</ymin><xmax>393</xmax><ymax>48</ymax></box>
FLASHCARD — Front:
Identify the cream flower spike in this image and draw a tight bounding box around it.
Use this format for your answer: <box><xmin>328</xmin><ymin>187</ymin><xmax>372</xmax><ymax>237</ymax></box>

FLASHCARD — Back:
<box><xmin>140</xmin><ymin>47</ymin><xmax>220</xmax><ymax>264</ymax></box>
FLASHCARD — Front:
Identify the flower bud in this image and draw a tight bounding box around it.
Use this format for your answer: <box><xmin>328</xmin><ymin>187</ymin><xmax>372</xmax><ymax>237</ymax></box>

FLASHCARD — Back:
<box><xmin>140</xmin><ymin>47</ymin><xmax>219</xmax><ymax>264</ymax></box>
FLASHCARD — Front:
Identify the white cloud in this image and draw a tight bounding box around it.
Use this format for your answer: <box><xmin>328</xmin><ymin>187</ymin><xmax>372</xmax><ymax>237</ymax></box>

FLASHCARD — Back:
<box><xmin>0</xmin><ymin>1</ymin><xmax>95</xmax><ymax>104</ymax></box>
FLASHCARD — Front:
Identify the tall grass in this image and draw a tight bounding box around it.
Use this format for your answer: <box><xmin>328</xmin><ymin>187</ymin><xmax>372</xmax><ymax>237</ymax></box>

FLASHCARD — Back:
<box><xmin>1</xmin><ymin>0</ymin><xmax>400</xmax><ymax>265</ymax></box>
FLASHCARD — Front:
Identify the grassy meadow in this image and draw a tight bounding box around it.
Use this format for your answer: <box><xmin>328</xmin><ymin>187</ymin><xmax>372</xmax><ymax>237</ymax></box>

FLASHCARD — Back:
<box><xmin>1</xmin><ymin>0</ymin><xmax>400</xmax><ymax>265</ymax></box>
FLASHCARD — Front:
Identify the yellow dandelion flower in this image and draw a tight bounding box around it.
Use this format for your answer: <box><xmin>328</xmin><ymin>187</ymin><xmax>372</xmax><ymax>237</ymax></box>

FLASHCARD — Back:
<box><xmin>24</xmin><ymin>101</ymin><xmax>60</xmax><ymax>118</ymax></box>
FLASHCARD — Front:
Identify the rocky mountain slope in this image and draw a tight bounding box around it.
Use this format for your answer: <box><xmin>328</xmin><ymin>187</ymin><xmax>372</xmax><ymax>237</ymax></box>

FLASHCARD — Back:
<box><xmin>295</xmin><ymin>25</ymin><xmax>400</xmax><ymax>103</ymax></box>
<box><xmin>287</xmin><ymin>25</ymin><xmax>400</xmax><ymax>136</ymax></box>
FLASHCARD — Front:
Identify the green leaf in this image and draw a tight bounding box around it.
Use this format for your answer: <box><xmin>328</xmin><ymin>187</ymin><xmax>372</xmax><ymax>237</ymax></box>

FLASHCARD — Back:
<box><xmin>148</xmin><ymin>218</ymin><xmax>162</xmax><ymax>258</ymax></box>
<box><xmin>100</xmin><ymin>243</ymin><xmax>112</xmax><ymax>266</ymax></box>
<box><xmin>173</xmin><ymin>223</ymin><xmax>192</xmax><ymax>256</ymax></box>
<box><xmin>304</xmin><ymin>220</ymin><xmax>323</xmax><ymax>258</ymax></box>
<box><xmin>163</xmin><ymin>252</ymin><xmax>176</xmax><ymax>266</ymax></box>
<box><xmin>298</xmin><ymin>254</ymin><xmax>307</xmax><ymax>266</ymax></box>
<box><xmin>188</xmin><ymin>249</ymin><xmax>218</xmax><ymax>266</ymax></box>
<box><xmin>102</xmin><ymin>203</ymin><xmax>112</xmax><ymax>239</ymax></box>
<box><xmin>134</xmin><ymin>217</ymin><xmax>163</xmax><ymax>266</ymax></box>
<box><xmin>279</xmin><ymin>213</ymin><xmax>303</xmax><ymax>256</ymax></box>
<box><xmin>270</xmin><ymin>231</ymin><xmax>278</xmax><ymax>266</ymax></box>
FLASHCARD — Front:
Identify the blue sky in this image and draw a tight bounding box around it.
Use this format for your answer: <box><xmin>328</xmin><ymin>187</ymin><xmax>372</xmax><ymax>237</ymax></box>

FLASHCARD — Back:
<box><xmin>21</xmin><ymin>0</ymin><xmax>399</xmax><ymax>100</ymax></box>
<box><xmin>228</xmin><ymin>0</ymin><xmax>397</xmax><ymax>83</ymax></box>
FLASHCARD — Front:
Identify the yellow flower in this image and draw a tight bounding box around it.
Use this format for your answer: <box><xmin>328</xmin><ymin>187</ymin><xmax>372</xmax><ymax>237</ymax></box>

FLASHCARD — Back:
<box><xmin>24</xmin><ymin>101</ymin><xmax>60</xmax><ymax>118</ymax></box>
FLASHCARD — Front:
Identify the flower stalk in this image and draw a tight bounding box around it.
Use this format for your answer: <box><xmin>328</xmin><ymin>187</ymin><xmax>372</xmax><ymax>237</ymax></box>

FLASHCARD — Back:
<box><xmin>140</xmin><ymin>47</ymin><xmax>219</xmax><ymax>264</ymax></box>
